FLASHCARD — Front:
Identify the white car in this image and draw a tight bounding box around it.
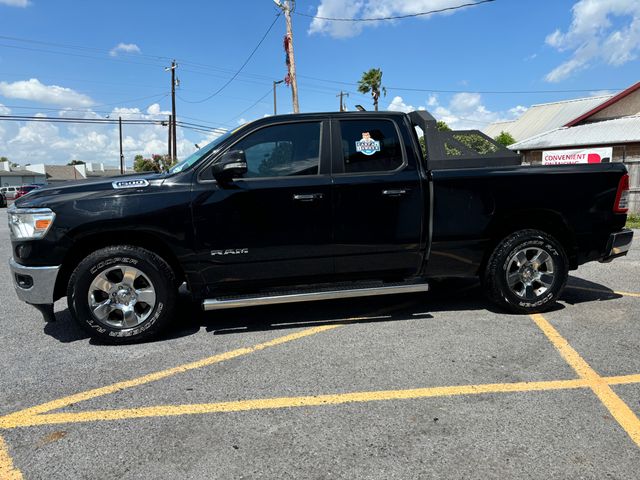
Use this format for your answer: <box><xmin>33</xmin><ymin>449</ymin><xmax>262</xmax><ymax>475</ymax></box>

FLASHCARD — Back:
<box><xmin>1</xmin><ymin>186</ymin><xmax>18</xmax><ymax>200</ymax></box>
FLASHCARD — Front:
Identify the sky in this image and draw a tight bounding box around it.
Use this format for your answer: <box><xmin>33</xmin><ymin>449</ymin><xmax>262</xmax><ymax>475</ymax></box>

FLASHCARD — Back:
<box><xmin>0</xmin><ymin>0</ymin><xmax>639</xmax><ymax>166</ymax></box>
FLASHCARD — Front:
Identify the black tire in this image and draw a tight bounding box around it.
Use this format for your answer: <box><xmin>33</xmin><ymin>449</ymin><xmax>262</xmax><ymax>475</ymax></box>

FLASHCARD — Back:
<box><xmin>67</xmin><ymin>245</ymin><xmax>177</xmax><ymax>344</ymax></box>
<box><xmin>483</xmin><ymin>229</ymin><xmax>568</xmax><ymax>314</ymax></box>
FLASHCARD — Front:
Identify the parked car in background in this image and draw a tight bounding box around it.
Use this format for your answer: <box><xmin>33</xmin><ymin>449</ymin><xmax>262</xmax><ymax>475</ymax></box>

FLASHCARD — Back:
<box><xmin>14</xmin><ymin>184</ymin><xmax>41</xmax><ymax>200</ymax></box>
<box><xmin>1</xmin><ymin>186</ymin><xmax>18</xmax><ymax>201</ymax></box>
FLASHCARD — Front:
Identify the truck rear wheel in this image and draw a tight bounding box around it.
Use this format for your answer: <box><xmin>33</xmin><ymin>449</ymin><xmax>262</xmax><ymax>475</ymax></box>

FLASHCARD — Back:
<box><xmin>483</xmin><ymin>229</ymin><xmax>568</xmax><ymax>314</ymax></box>
<box><xmin>67</xmin><ymin>245</ymin><xmax>177</xmax><ymax>344</ymax></box>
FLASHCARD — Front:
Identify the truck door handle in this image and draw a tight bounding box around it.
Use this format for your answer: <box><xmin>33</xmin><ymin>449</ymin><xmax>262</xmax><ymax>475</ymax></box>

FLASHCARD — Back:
<box><xmin>382</xmin><ymin>189</ymin><xmax>408</xmax><ymax>197</ymax></box>
<box><xmin>293</xmin><ymin>193</ymin><xmax>324</xmax><ymax>202</ymax></box>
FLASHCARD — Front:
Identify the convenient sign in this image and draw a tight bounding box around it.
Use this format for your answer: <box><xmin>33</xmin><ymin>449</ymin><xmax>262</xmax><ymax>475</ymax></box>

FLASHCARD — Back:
<box><xmin>542</xmin><ymin>147</ymin><xmax>613</xmax><ymax>166</ymax></box>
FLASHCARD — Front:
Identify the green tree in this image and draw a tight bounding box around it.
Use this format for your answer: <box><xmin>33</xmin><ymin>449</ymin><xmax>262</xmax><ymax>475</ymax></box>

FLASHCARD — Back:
<box><xmin>452</xmin><ymin>133</ymin><xmax>497</xmax><ymax>155</ymax></box>
<box><xmin>67</xmin><ymin>160</ymin><xmax>86</xmax><ymax>166</ymax></box>
<box><xmin>0</xmin><ymin>156</ymin><xmax>7</xmax><ymax>163</ymax></box>
<box><xmin>436</xmin><ymin>120</ymin><xmax>451</xmax><ymax>131</ymax></box>
<box><xmin>494</xmin><ymin>131</ymin><xmax>516</xmax><ymax>147</ymax></box>
<box><xmin>133</xmin><ymin>154</ymin><xmax>176</xmax><ymax>173</ymax></box>
<box><xmin>133</xmin><ymin>154</ymin><xmax>157</xmax><ymax>173</ymax></box>
<box><xmin>357</xmin><ymin>68</ymin><xmax>387</xmax><ymax>111</ymax></box>
<box><xmin>418</xmin><ymin>120</ymin><xmax>453</xmax><ymax>156</ymax></box>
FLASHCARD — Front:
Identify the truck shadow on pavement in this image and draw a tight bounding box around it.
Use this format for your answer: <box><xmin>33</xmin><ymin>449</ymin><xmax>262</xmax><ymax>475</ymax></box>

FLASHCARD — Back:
<box><xmin>42</xmin><ymin>275</ymin><xmax>623</xmax><ymax>344</ymax></box>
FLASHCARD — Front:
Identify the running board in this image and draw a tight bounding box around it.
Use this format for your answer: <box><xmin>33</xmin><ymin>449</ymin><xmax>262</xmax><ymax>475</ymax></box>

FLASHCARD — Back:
<box><xmin>202</xmin><ymin>282</ymin><xmax>429</xmax><ymax>311</ymax></box>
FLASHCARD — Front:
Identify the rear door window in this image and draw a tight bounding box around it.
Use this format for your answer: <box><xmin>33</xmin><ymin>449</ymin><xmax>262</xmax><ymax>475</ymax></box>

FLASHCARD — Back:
<box><xmin>339</xmin><ymin>119</ymin><xmax>404</xmax><ymax>173</ymax></box>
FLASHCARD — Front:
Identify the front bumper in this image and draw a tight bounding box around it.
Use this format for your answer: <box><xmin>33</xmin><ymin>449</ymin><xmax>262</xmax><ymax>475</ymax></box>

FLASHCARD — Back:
<box><xmin>9</xmin><ymin>258</ymin><xmax>60</xmax><ymax>304</ymax></box>
<box><xmin>600</xmin><ymin>229</ymin><xmax>634</xmax><ymax>263</ymax></box>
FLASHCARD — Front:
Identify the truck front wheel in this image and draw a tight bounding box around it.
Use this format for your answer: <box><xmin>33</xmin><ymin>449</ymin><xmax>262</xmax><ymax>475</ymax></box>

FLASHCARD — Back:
<box><xmin>67</xmin><ymin>245</ymin><xmax>178</xmax><ymax>343</ymax></box>
<box><xmin>483</xmin><ymin>229</ymin><xmax>568</xmax><ymax>314</ymax></box>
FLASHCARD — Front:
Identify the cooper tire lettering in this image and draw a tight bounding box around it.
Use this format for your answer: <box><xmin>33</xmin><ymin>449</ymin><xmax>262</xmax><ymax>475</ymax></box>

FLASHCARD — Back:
<box><xmin>68</xmin><ymin>246</ymin><xmax>177</xmax><ymax>344</ymax></box>
<box><xmin>483</xmin><ymin>229</ymin><xmax>569</xmax><ymax>315</ymax></box>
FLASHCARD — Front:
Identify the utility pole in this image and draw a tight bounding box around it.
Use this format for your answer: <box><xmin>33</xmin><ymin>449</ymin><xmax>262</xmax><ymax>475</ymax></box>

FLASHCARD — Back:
<box><xmin>165</xmin><ymin>60</ymin><xmax>178</xmax><ymax>161</ymax></box>
<box><xmin>273</xmin><ymin>79</ymin><xmax>284</xmax><ymax>115</ymax></box>
<box><xmin>118</xmin><ymin>116</ymin><xmax>124</xmax><ymax>174</ymax></box>
<box><xmin>274</xmin><ymin>0</ymin><xmax>299</xmax><ymax>113</ymax></box>
<box><xmin>167</xmin><ymin>115</ymin><xmax>172</xmax><ymax>160</ymax></box>
<box><xmin>337</xmin><ymin>91</ymin><xmax>349</xmax><ymax>112</ymax></box>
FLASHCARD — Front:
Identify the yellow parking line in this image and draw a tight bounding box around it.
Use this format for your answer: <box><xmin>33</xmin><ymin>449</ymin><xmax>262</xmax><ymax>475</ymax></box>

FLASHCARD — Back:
<box><xmin>0</xmin><ymin>434</ymin><xmax>23</xmax><ymax>480</ymax></box>
<box><xmin>566</xmin><ymin>285</ymin><xmax>640</xmax><ymax>298</ymax></box>
<box><xmin>0</xmin><ymin>378</ymin><xmax>594</xmax><ymax>429</ymax></box>
<box><xmin>4</xmin><ymin>373</ymin><xmax>640</xmax><ymax>429</ymax></box>
<box><xmin>604</xmin><ymin>373</ymin><xmax>640</xmax><ymax>386</ymax></box>
<box><xmin>530</xmin><ymin>314</ymin><xmax>640</xmax><ymax>447</ymax></box>
<box><xmin>0</xmin><ymin>324</ymin><xmax>341</xmax><ymax>429</ymax></box>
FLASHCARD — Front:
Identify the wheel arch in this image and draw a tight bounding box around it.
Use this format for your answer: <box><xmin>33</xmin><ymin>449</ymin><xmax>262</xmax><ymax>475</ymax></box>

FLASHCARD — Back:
<box><xmin>54</xmin><ymin>231</ymin><xmax>186</xmax><ymax>300</ymax></box>
<box><xmin>481</xmin><ymin>209</ymin><xmax>578</xmax><ymax>275</ymax></box>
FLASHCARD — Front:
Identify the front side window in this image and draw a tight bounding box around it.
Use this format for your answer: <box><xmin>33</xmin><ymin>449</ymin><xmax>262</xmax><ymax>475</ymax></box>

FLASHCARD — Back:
<box><xmin>233</xmin><ymin>122</ymin><xmax>321</xmax><ymax>178</ymax></box>
<box><xmin>339</xmin><ymin>119</ymin><xmax>404</xmax><ymax>173</ymax></box>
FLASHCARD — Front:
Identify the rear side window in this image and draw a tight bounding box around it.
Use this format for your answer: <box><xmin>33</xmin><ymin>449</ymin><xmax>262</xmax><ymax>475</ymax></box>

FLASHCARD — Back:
<box><xmin>339</xmin><ymin>119</ymin><xmax>404</xmax><ymax>173</ymax></box>
<box><xmin>233</xmin><ymin>122</ymin><xmax>321</xmax><ymax>178</ymax></box>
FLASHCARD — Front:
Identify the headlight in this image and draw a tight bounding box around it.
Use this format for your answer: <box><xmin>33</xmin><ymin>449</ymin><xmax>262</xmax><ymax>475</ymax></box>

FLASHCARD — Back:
<box><xmin>8</xmin><ymin>207</ymin><xmax>56</xmax><ymax>240</ymax></box>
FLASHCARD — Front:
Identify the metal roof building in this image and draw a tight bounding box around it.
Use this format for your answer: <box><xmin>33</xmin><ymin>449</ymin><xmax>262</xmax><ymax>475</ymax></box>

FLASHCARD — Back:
<box><xmin>483</xmin><ymin>95</ymin><xmax>612</xmax><ymax>143</ymax></box>
<box><xmin>510</xmin><ymin>115</ymin><xmax>640</xmax><ymax>151</ymax></box>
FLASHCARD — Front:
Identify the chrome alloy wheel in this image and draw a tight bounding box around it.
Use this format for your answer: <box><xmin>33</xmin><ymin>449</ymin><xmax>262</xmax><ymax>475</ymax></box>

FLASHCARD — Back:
<box><xmin>505</xmin><ymin>247</ymin><xmax>555</xmax><ymax>300</ymax></box>
<box><xmin>87</xmin><ymin>265</ymin><xmax>156</xmax><ymax>329</ymax></box>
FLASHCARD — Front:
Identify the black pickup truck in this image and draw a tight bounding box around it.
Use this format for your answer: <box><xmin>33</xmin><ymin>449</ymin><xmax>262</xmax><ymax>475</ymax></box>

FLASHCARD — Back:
<box><xmin>8</xmin><ymin>110</ymin><xmax>633</xmax><ymax>343</ymax></box>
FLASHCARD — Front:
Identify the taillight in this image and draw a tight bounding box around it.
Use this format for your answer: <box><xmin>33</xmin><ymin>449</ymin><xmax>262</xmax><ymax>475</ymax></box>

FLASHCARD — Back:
<box><xmin>613</xmin><ymin>174</ymin><xmax>630</xmax><ymax>213</ymax></box>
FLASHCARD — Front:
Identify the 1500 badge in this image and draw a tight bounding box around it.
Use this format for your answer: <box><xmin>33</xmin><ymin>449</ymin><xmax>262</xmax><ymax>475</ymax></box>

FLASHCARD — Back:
<box><xmin>211</xmin><ymin>248</ymin><xmax>249</xmax><ymax>256</ymax></box>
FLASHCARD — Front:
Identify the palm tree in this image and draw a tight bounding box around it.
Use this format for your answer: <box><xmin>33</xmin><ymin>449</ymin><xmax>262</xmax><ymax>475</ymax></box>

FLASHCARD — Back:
<box><xmin>357</xmin><ymin>68</ymin><xmax>387</xmax><ymax>111</ymax></box>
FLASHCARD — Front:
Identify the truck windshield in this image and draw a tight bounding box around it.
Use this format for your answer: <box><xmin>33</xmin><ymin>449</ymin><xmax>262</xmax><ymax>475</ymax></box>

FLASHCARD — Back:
<box><xmin>168</xmin><ymin>130</ymin><xmax>234</xmax><ymax>174</ymax></box>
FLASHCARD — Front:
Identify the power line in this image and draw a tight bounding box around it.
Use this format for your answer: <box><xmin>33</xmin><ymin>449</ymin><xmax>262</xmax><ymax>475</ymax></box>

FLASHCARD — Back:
<box><xmin>224</xmin><ymin>88</ymin><xmax>273</xmax><ymax>124</ymax></box>
<box><xmin>0</xmin><ymin>42</ymin><xmax>167</xmax><ymax>70</ymax></box>
<box><xmin>0</xmin><ymin>114</ymin><xmax>228</xmax><ymax>134</ymax></box>
<box><xmin>179</xmin><ymin>13</ymin><xmax>282</xmax><ymax>104</ymax></box>
<box><xmin>0</xmin><ymin>33</ymin><xmax>623</xmax><ymax>98</ymax></box>
<box><xmin>295</xmin><ymin>74</ymin><xmax>623</xmax><ymax>95</ymax></box>
<box><xmin>91</xmin><ymin>92</ymin><xmax>170</xmax><ymax>109</ymax></box>
<box><xmin>178</xmin><ymin>114</ymin><xmax>235</xmax><ymax>129</ymax></box>
<box><xmin>294</xmin><ymin>0</ymin><xmax>495</xmax><ymax>21</ymax></box>
<box><xmin>0</xmin><ymin>94</ymin><xmax>170</xmax><ymax>120</ymax></box>
<box><xmin>0</xmin><ymin>114</ymin><xmax>164</xmax><ymax>125</ymax></box>
<box><xmin>175</xmin><ymin>120</ymin><xmax>227</xmax><ymax>133</ymax></box>
<box><xmin>386</xmin><ymin>87</ymin><xmax>621</xmax><ymax>94</ymax></box>
<box><xmin>0</xmin><ymin>35</ymin><xmax>171</xmax><ymax>62</ymax></box>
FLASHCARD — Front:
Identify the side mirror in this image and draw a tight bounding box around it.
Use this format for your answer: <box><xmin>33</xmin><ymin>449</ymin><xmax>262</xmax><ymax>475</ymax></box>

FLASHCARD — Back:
<box><xmin>212</xmin><ymin>150</ymin><xmax>247</xmax><ymax>179</ymax></box>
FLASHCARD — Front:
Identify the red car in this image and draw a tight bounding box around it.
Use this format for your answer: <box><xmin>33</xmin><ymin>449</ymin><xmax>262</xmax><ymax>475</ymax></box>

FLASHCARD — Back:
<box><xmin>14</xmin><ymin>184</ymin><xmax>41</xmax><ymax>200</ymax></box>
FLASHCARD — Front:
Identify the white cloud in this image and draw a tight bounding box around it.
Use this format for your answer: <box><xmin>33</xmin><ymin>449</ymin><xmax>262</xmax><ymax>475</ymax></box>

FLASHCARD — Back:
<box><xmin>237</xmin><ymin>117</ymin><xmax>247</xmax><ymax>125</ymax></box>
<box><xmin>109</xmin><ymin>43</ymin><xmax>141</xmax><ymax>57</ymax></box>
<box><xmin>0</xmin><ymin>103</ymin><xmax>10</xmax><ymax>115</ymax></box>
<box><xmin>545</xmin><ymin>0</ymin><xmax>640</xmax><ymax>82</ymax></box>
<box><xmin>0</xmin><ymin>103</ymin><xmax>211</xmax><ymax>166</ymax></box>
<box><xmin>449</xmin><ymin>92</ymin><xmax>481</xmax><ymax>111</ymax></box>
<box><xmin>308</xmin><ymin>0</ymin><xmax>480</xmax><ymax>38</ymax></box>
<box><xmin>387</xmin><ymin>96</ymin><xmax>416</xmax><ymax>113</ymax></box>
<box><xmin>0</xmin><ymin>78</ymin><xmax>94</xmax><ymax>107</ymax></box>
<box><xmin>419</xmin><ymin>93</ymin><xmax>526</xmax><ymax>130</ymax></box>
<box><xmin>508</xmin><ymin>105</ymin><xmax>528</xmax><ymax>117</ymax></box>
<box><xmin>0</xmin><ymin>0</ymin><xmax>30</xmax><ymax>6</ymax></box>
<box><xmin>146</xmin><ymin>103</ymin><xmax>170</xmax><ymax>116</ymax></box>
<box><xmin>308</xmin><ymin>0</ymin><xmax>366</xmax><ymax>38</ymax></box>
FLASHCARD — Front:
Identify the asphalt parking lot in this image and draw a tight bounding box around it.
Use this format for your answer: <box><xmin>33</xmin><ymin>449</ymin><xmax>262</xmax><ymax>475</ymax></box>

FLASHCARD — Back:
<box><xmin>0</xmin><ymin>209</ymin><xmax>639</xmax><ymax>480</ymax></box>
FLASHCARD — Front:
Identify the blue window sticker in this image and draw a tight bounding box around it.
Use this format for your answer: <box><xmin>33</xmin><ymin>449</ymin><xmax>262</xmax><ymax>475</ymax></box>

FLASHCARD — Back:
<box><xmin>355</xmin><ymin>132</ymin><xmax>381</xmax><ymax>156</ymax></box>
